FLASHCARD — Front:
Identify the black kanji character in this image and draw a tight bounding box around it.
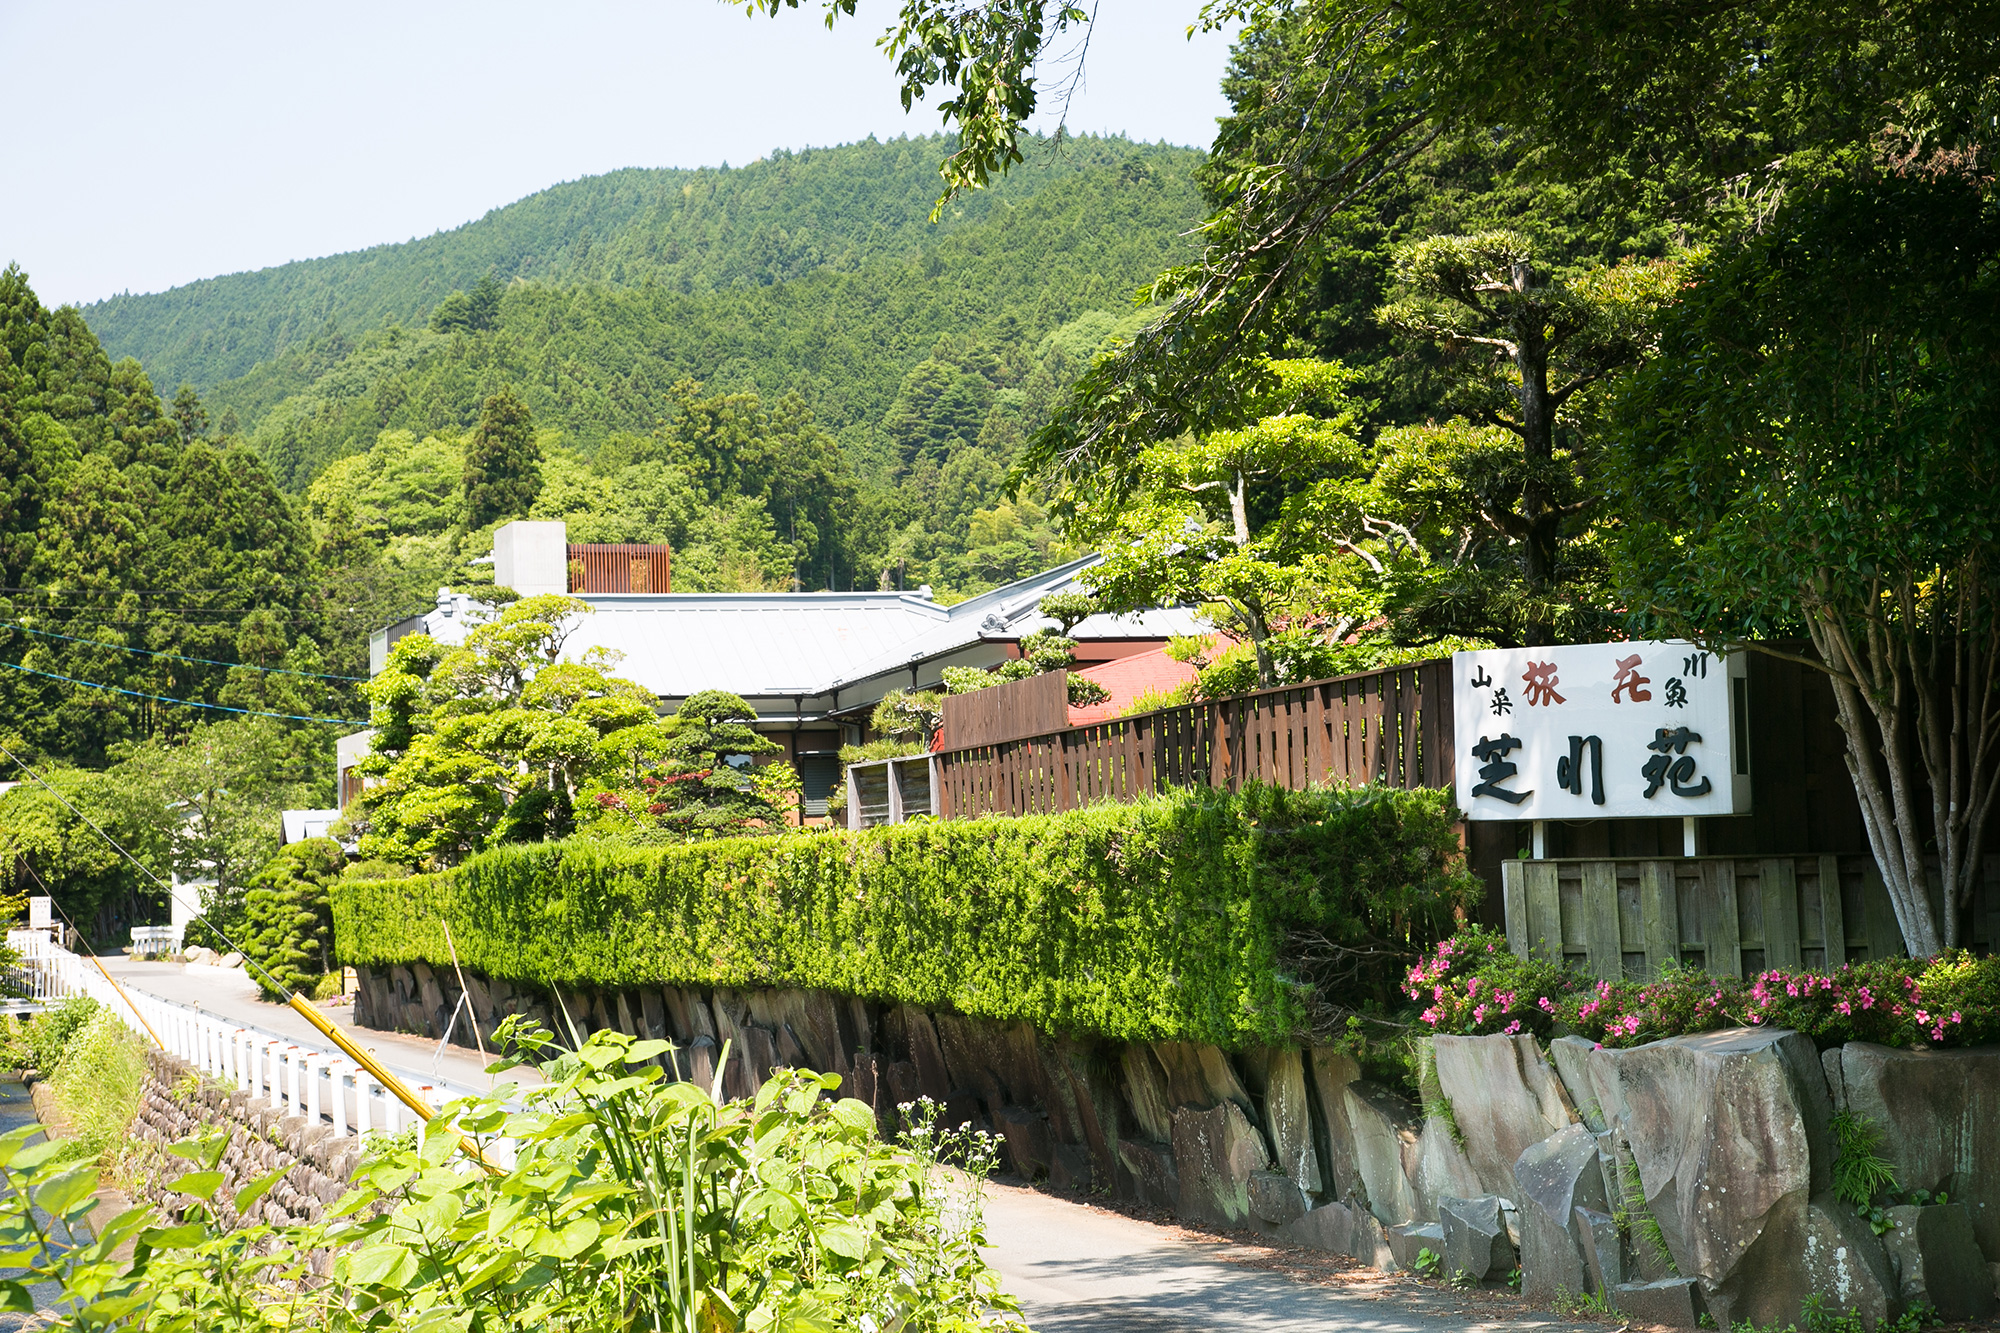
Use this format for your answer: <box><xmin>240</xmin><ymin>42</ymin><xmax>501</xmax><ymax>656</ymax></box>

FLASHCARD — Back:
<box><xmin>1490</xmin><ymin>688</ymin><xmax>1513</xmax><ymax>717</ymax></box>
<box><xmin>1556</xmin><ymin>735</ymin><xmax>1605</xmax><ymax>805</ymax></box>
<box><xmin>1641</xmin><ymin>726</ymin><xmax>1712</xmax><ymax>799</ymax></box>
<box><xmin>1471</xmin><ymin>733</ymin><xmax>1531</xmax><ymax>804</ymax></box>
<box><xmin>1663</xmin><ymin>677</ymin><xmax>1689</xmax><ymax>709</ymax></box>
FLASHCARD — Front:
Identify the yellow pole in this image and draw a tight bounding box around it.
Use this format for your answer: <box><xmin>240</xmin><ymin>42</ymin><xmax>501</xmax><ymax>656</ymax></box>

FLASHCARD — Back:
<box><xmin>285</xmin><ymin>993</ymin><xmax>501</xmax><ymax>1174</ymax></box>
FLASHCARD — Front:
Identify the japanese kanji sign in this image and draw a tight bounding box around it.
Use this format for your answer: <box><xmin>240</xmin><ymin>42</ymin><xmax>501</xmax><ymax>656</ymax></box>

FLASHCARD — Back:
<box><xmin>1452</xmin><ymin>642</ymin><xmax>1750</xmax><ymax>820</ymax></box>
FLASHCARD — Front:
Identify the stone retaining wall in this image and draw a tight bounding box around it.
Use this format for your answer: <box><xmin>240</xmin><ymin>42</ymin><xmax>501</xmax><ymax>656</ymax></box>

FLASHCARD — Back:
<box><xmin>127</xmin><ymin>1048</ymin><xmax>361</xmax><ymax>1233</ymax></box>
<box><xmin>354</xmin><ymin>962</ymin><xmax>2000</xmax><ymax>1327</ymax></box>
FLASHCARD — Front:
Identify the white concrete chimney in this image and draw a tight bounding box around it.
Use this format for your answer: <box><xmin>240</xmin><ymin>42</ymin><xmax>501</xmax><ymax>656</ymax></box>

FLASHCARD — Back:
<box><xmin>492</xmin><ymin>520</ymin><xmax>568</xmax><ymax>596</ymax></box>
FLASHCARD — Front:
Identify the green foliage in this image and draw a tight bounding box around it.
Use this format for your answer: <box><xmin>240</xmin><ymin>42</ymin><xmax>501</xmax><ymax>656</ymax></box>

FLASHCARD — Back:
<box><xmin>0</xmin><ymin>267</ymin><xmax>347</xmax><ymax>768</ymax></box>
<box><xmin>85</xmin><ymin>137</ymin><xmax>1199</xmax><ymax>602</ymax></box>
<box><xmin>940</xmin><ymin>593</ymin><xmax>1110</xmax><ymax>706</ymax></box>
<box><xmin>43</xmin><ymin>1007</ymin><xmax>145</xmax><ymax>1164</ymax></box>
<box><xmin>1411</xmin><ymin>1246</ymin><xmax>1443</xmax><ymax>1278</ymax></box>
<box><xmin>868</xmin><ymin>689</ymin><xmax>944</xmax><ymax>746</ymax></box>
<box><xmin>27</xmin><ymin>996</ymin><xmax>102</xmax><ymax>1077</ymax></box>
<box><xmin>584</xmin><ymin>691</ymin><xmax>796</xmax><ymax>841</ymax></box>
<box><xmin>1831</xmin><ymin>1111</ymin><xmax>1900</xmax><ymax>1210</ymax></box>
<box><xmin>461</xmin><ymin>387</ymin><xmax>541</xmax><ymax>531</ymax></box>
<box><xmin>0</xmin><ymin>1028</ymin><xmax>1027</xmax><ymax>1331</ymax></box>
<box><xmin>333</xmin><ymin>783</ymin><xmax>1478</xmax><ymax>1047</ymax></box>
<box><xmin>241</xmin><ymin>837</ymin><xmax>344</xmax><ymax>1000</ymax></box>
<box><xmin>1609</xmin><ymin>170</ymin><xmax>2000</xmax><ymax>956</ymax></box>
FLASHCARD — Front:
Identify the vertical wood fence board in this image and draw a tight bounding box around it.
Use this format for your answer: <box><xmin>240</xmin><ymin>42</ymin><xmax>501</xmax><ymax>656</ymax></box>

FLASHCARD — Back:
<box><xmin>1639</xmin><ymin>861</ymin><xmax>1680</xmax><ymax>978</ymax></box>
<box><xmin>1706</xmin><ymin>860</ymin><xmax>1743</xmax><ymax>978</ymax></box>
<box><xmin>1581</xmin><ymin>861</ymin><xmax>1622</xmax><ymax>979</ymax></box>
<box><xmin>1760</xmin><ymin>859</ymin><xmax>1802</xmax><ymax>971</ymax></box>
<box><xmin>1861</xmin><ymin>865</ymin><xmax>1904</xmax><ymax>962</ymax></box>
<box><xmin>1816</xmin><ymin>854</ymin><xmax>1846</xmax><ymax>970</ymax></box>
<box><xmin>1525</xmin><ymin>861</ymin><xmax>1563</xmax><ymax>961</ymax></box>
<box><xmin>1502</xmin><ymin>861</ymin><xmax>1529</xmax><ymax>958</ymax></box>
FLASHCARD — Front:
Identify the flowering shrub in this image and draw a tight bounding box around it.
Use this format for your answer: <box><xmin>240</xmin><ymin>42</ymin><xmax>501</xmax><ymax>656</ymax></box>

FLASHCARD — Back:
<box><xmin>1411</xmin><ymin>930</ymin><xmax>2000</xmax><ymax>1052</ymax></box>
<box><xmin>1402</xmin><ymin>927</ymin><xmax>1574</xmax><ymax>1039</ymax></box>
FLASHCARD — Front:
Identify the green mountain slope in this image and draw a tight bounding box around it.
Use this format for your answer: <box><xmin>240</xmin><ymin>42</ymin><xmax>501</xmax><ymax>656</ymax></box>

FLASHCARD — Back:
<box><xmin>233</xmin><ymin>144</ymin><xmax>1198</xmax><ymax>491</ymax></box>
<box><xmin>84</xmin><ymin>134</ymin><xmax>1199</xmax><ymax>396</ymax></box>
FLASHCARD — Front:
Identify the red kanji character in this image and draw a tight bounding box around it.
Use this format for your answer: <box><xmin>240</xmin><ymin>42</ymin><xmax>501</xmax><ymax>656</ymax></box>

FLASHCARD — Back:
<box><xmin>1610</xmin><ymin>653</ymin><xmax>1652</xmax><ymax>703</ymax></box>
<box><xmin>1521</xmin><ymin>661</ymin><xmax>1565</xmax><ymax>706</ymax></box>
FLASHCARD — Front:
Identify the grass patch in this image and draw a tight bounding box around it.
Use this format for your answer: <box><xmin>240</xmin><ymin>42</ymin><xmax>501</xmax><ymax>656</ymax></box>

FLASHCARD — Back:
<box><xmin>45</xmin><ymin>1008</ymin><xmax>146</xmax><ymax>1164</ymax></box>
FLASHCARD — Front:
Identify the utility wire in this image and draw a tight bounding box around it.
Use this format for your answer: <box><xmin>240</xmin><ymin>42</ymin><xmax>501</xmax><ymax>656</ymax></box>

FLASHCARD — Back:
<box><xmin>0</xmin><ymin>622</ymin><xmax>367</xmax><ymax>682</ymax></box>
<box><xmin>0</xmin><ymin>660</ymin><xmax>366</xmax><ymax>727</ymax></box>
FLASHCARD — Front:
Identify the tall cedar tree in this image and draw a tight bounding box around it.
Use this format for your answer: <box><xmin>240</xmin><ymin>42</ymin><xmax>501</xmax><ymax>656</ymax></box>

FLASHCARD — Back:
<box><xmin>463</xmin><ymin>388</ymin><xmax>542</xmax><ymax>531</ymax></box>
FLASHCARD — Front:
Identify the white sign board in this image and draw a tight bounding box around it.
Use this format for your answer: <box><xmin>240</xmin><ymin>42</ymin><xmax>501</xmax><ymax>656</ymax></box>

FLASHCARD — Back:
<box><xmin>1453</xmin><ymin>641</ymin><xmax>1750</xmax><ymax>821</ymax></box>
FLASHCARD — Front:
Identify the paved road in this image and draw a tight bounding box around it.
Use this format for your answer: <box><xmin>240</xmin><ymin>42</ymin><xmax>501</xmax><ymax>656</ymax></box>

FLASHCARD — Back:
<box><xmin>984</xmin><ymin>1185</ymin><xmax>1594</xmax><ymax>1333</ymax></box>
<box><xmin>93</xmin><ymin>957</ymin><xmax>536</xmax><ymax>1096</ymax></box>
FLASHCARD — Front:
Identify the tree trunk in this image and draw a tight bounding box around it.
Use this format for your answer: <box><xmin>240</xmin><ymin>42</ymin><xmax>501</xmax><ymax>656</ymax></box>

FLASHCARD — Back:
<box><xmin>1507</xmin><ymin>276</ymin><xmax>1559</xmax><ymax>646</ymax></box>
<box><xmin>1803</xmin><ymin>579</ymin><xmax>2000</xmax><ymax>959</ymax></box>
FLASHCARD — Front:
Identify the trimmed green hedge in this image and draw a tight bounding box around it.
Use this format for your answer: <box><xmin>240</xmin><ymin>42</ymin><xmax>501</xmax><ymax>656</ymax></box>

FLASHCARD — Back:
<box><xmin>332</xmin><ymin>784</ymin><xmax>1478</xmax><ymax>1047</ymax></box>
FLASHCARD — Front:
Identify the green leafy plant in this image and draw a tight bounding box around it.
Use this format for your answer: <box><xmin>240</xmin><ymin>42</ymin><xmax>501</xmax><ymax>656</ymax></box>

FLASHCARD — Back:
<box><xmin>26</xmin><ymin>995</ymin><xmax>102</xmax><ymax>1077</ymax></box>
<box><xmin>335</xmin><ymin>783</ymin><xmax>1478</xmax><ymax>1048</ymax></box>
<box><xmin>1831</xmin><ymin>1110</ymin><xmax>1899</xmax><ymax>1211</ymax></box>
<box><xmin>0</xmin><ymin>1023</ymin><xmax>1030</xmax><ymax>1331</ymax></box>
<box><xmin>1412</xmin><ymin>1246</ymin><xmax>1443</xmax><ymax>1278</ymax></box>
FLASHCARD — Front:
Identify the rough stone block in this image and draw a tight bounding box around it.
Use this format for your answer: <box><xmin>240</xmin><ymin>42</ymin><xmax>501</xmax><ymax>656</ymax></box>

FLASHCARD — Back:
<box><xmin>1587</xmin><ymin>1027</ymin><xmax>1832</xmax><ymax>1330</ymax></box>
<box><xmin>1342</xmin><ymin>1081</ymin><xmax>1421</xmax><ymax>1226</ymax></box>
<box><xmin>1513</xmin><ymin>1123</ymin><xmax>1607</xmax><ymax>1305</ymax></box>
<box><xmin>1258</xmin><ymin>1048</ymin><xmax>1321</xmax><ymax>1196</ymax></box>
<box><xmin>1883</xmin><ymin>1203</ymin><xmax>1993</xmax><ymax>1321</ymax></box>
<box><xmin>1412</xmin><ymin>1115</ymin><xmax>1483</xmax><ymax>1220</ymax></box>
<box><xmin>1387</xmin><ymin>1221</ymin><xmax>1444</xmax><ymax>1271</ymax></box>
<box><xmin>1171</xmin><ymin>1101</ymin><xmax>1269</xmax><ymax>1228</ymax></box>
<box><xmin>1799</xmin><ymin>1194</ymin><xmax>1897</xmax><ymax>1329</ymax></box>
<box><xmin>1279</xmin><ymin>1200</ymin><xmax>1356</xmax><ymax>1255</ymax></box>
<box><xmin>1305</xmin><ymin>1046</ymin><xmax>1367</xmax><ymax>1204</ymax></box>
<box><xmin>939</xmin><ymin>1090</ymin><xmax>981</xmax><ymax>1133</ymax></box>
<box><xmin>1247</xmin><ymin>1169</ymin><xmax>1308</xmax><ymax>1228</ymax></box>
<box><xmin>1839</xmin><ymin>1042</ymin><xmax>2000</xmax><ymax>1261</ymax></box>
<box><xmin>1609</xmin><ymin>1278</ymin><xmax>1705</xmax><ymax>1328</ymax></box>
<box><xmin>1433</xmin><ymin>1034</ymin><xmax>1574</xmax><ymax>1198</ymax></box>
<box><xmin>1119</xmin><ymin>1046</ymin><xmax>1176</xmax><ymax>1143</ymax></box>
<box><xmin>1117</xmin><ymin>1139</ymin><xmax>1178</xmax><ymax>1209</ymax></box>
<box><xmin>1048</xmin><ymin>1143</ymin><xmax>1093</xmax><ymax>1194</ymax></box>
<box><xmin>994</xmin><ymin>1106</ymin><xmax>1053</xmax><ymax>1179</ymax></box>
<box><xmin>1439</xmin><ymin>1194</ymin><xmax>1516</xmax><ymax>1281</ymax></box>
<box><xmin>1573</xmin><ymin>1205</ymin><xmax>1622</xmax><ymax>1294</ymax></box>
<box><xmin>1549</xmin><ymin>1036</ymin><xmax>1606</xmax><ymax>1133</ymax></box>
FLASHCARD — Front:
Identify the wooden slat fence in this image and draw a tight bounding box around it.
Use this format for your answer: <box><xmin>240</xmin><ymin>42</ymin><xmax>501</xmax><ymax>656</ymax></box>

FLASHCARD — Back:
<box><xmin>935</xmin><ymin>659</ymin><xmax>1452</xmax><ymax>819</ymax></box>
<box><xmin>1501</xmin><ymin>853</ymin><xmax>2000</xmax><ymax>981</ymax></box>
<box><xmin>939</xmin><ymin>671</ymin><xmax>1070</xmax><ymax>750</ymax></box>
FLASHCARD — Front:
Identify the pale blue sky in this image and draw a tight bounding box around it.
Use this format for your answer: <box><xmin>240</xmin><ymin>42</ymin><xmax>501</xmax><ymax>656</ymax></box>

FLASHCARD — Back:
<box><xmin>0</xmin><ymin>1</ymin><xmax>1238</xmax><ymax>308</ymax></box>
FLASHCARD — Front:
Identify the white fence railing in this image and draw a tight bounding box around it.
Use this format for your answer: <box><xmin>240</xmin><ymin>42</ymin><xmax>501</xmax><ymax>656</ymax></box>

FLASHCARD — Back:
<box><xmin>4</xmin><ymin>930</ymin><xmax>489</xmax><ymax>1146</ymax></box>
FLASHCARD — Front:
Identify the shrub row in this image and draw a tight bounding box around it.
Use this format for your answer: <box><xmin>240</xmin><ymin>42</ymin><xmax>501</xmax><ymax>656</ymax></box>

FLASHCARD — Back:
<box><xmin>1408</xmin><ymin>926</ymin><xmax>2000</xmax><ymax>1049</ymax></box>
<box><xmin>333</xmin><ymin>784</ymin><xmax>1479</xmax><ymax>1048</ymax></box>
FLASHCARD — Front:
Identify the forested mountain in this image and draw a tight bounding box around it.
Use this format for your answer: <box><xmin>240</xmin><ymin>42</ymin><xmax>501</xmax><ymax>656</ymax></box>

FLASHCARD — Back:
<box><xmin>85</xmin><ymin>135</ymin><xmax>1198</xmax><ymax>397</ymax></box>
<box><xmin>72</xmin><ymin>134</ymin><xmax>1201</xmax><ymax>606</ymax></box>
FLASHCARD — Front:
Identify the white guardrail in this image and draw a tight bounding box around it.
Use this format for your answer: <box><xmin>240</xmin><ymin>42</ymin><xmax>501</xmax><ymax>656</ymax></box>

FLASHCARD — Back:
<box><xmin>3</xmin><ymin>929</ymin><xmax>491</xmax><ymax>1146</ymax></box>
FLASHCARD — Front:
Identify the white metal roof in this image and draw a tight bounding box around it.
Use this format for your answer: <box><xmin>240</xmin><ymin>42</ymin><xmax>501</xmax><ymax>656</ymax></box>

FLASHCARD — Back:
<box><xmin>371</xmin><ymin>555</ymin><xmax>1204</xmax><ymax>717</ymax></box>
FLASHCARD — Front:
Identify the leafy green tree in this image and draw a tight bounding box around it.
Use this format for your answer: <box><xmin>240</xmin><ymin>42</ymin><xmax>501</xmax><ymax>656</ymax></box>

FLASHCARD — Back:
<box><xmin>583</xmin><ymin>691</ymin><xmax>794</xmax><ymax>839</ymax></box>
<box><xmin>356</xmin><ymin>596</ymin><xmax>667</xmax><ymax>867</ymax></box>
<box><xmin>463</xmin><ymin>388</ymin><xmax>542</xmax><ymax>531</ymax></box>
<box><xmin>1610</xmin><ymin>171</ymin><xmax>2000</xmax><ymax>957</ymax></box>
<box><xmin>109</xmin><ymin>718</ymin><xmax>324</xmax><ymax>946</ymax></box>
<box><xmin>169</xmin><ymin>384</ymin><xmax>209</xmax><ymax>445</ymax></box>
<box><xmin>240</xmin><ymin>836</ymin><xmax>343</xmax><ymax>998</ymax></box>
<box><xmin>1067</xmin><ymin>360</ymin><xmax>1379</xmax><ymax>689</ymax></box>
<box><xmin>1377</xmin><ymin>235</ymin><xmax>1684</xmax><ymax>644</ymax></box>
<box><xmin>0</xmin><ymin>768</ymin><xmax>160</xmax><ymax>944</ymax></box>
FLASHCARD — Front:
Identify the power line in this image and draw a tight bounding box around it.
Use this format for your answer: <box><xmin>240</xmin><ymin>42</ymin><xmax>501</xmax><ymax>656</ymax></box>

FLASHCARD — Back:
<box><xmin>0</xmin><ymin>622</ymin><xmax>367</xmax><ymax>681</ymax></box>
<box><xmin>0</xmin><ymin>659</ymin><xmax>366</xmax><ymax>726</ymax></box>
